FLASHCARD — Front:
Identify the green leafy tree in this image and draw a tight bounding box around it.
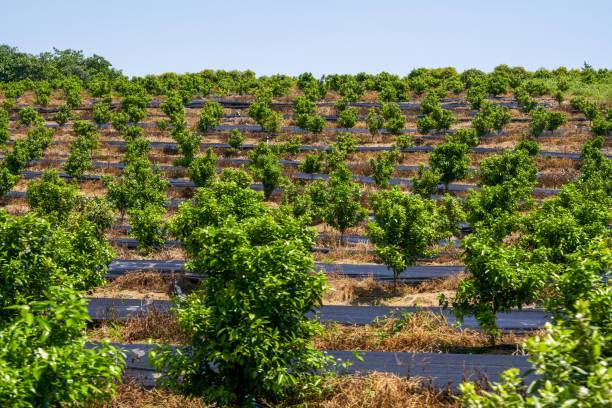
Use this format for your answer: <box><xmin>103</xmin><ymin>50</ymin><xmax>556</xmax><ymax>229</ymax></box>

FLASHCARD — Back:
<box><xmin>515</xmin><ymin>134</ymin><xmax>540</xmax><ymax>156</ymax></box>
<box><xmin>416</xmin><ymin>106</ymin><xmax>455</xmax><ymax>134</ymax></box>
<box><xmin>0</xmin><ymin>107</ymin><xmax>9</xmax><ymax>145</ymax></box>
<box><xmin>393</xmin><ymin>134</ymin><xmax>413</xmax><ymax>149</ymax></box>
<box><xmin>152</xmin><ymin>213</ymin><xmax>328</xmax><ymax>406</ymax></box>
<box><xmin>411</xmin><ymin>163</ymin><xmax>441</xmax><ymax>198</ymax></box>
<box><xmin>436</xmin><ymin>194</ymin><xmax>466</xmax><ymax>239</ymax></box>
<box><xmin>530</xmin><ymin>106</ymin><xmax>567</xmax><ymax>137</ymax></box>
<box><xmin>478</xmin><ymin>150</ymin><xmax>537</xmax><ymax>198</ymax></box>
<box><xmin>366</xmin><ymin>107</ymin><xmax>384</xmax><ymax>137</ymax></box>
<box><xmin>189</xmin><ymin>147</ymin><xmax>217</xmax><ymax>187</ymax></box>
<box><xmin>172</xmin><ymin>127</ymin><xmax>202</xmax><ymax>167</ymax></box>
<box><xmin>428</xmin><ymin>142</ymin><xmax>471</xmax><ymax>190</ymax></box>
<box><xmin>368</xmin><ymin>187</ymin><xmax>439</xmax><ymax>285</ymax></box>
<box><xmin>34</xmin><ymin>81</ymin><xmax>51</xmax><ymax>106</ymax></box>
<box><xmin>381</xmin><ymin>102</ymin><xmax>406</xmax><ymax>134</ymax></box>
<box><xmin>111</xmin><ymin>111</ymin><xmax>128</xmax><ymax>132</ymax></box>
<box><xmin>369</xmin><ymin>148</ymin><xmax>400</xmax><ymax>189</ymax></box>
<box><xmin>197</xmin><ymin>101</ymin><xmax>224</xmax><ymax>132</ymax></box>
<box><xmin>26</xmin><ymin>169</ymin><xmax>79</xmax><ymax>221</ymax></box>
<box><xmin>18</xmin><ymin>106</ymin><xmax>42</xmax><ymax>127</ymax></box>
<box><xmin>0</xmin><ymin>290</ymin><xmax>125</xmax><ymax>407</ymax></box>
<box><xmin>323</xmin><ymin>164</ymin><xmax>367</xmax><ymax>238</ymax></box>
<box><xmin>460</xmin><ymin>295</ymin><xmax>612</xmax><ymax>407</ymax></box>
<box><xmin>299</xmin><ymin>151</ymin><xmax>325</xmax><ymax>179</ymax></box>
<box><xmin>338</xmin><ymin>107</ymin><xmax>357</xmax><ymax>128</ymax></box>
<box><xmin>248</xmin><ymin>143</ymin><xmax>282</xmax><ymax>200</ymax></box>
<box><xmin>0</xmin><ymin>168</ymin><xmax>18</xmax><ymax>196</ymax></box>
<box><xmin>128</xmin><ymin>203</ymin><xmax>166</xmax><ymax>254</ymax></box>
<box><xmin>228</xmin><ymin>128</ymin><xmax>245</xmax><ymax>149</ymax></box>
<box><xmin>92</xmin><ymin>101</ymin><xmax>111</xmax><ymax>124</ymax></box>
<box><xmin>160</xmin><ymin>92</ymin><xmax>185</xmax><ymax>124</ymax></box>
<box><xmin>446</xmin><ymin>128</ymin><xmax>478</xmax><ymax>147</ymax></box>
<box><xmin>52</xmin><ymin>104</ymin><xmax>71</xmax><ymax>126</ymax></box>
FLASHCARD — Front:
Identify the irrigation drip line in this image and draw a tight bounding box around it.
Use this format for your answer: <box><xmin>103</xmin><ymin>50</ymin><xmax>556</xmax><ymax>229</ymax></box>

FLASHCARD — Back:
<box><xmin>85</xmin><ymin>297</ymin><xmax>548</xmax><ymax>330</ymax></box>
<box><xmin>105</xmin><ymin>260</ymin><xmax>467</xmax><ymax>283</ymax></box>
<box><xmin>86</xmin><ymin>341</ymin><xmax>537</xmax><ymax>389</ymax></box>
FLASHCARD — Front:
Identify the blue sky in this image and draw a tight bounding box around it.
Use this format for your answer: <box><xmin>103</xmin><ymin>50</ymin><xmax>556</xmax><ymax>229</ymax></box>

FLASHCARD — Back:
<box><xmin>4</xmin><ymin>0</ymin><xmax>611</xmax><ymax>77</ymax></box>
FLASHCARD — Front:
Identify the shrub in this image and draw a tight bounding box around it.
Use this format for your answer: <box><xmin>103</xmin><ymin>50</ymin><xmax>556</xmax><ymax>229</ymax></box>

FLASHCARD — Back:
<box><xmin>338</xmin><ymin>107</ymin><xmax>357</xmax><ymax>128</ymax></box>
<box><xmin>227</xmin><ymin>128</ymin><xmax>245</xmax><ymax>149</ymax></box>
<box><xmin>52</xmin><ymin>104</ymin><xmax>71</xmax><ymax>126</ymax></box>
<box><xmin>411</xmin><ymin>163</ymin><xmax>441</xmax><ymax>198</ymax></box>
<box><xmin>128</xmin><ymin>204</ymin><xmax>166</xmax><ymax>253</ymax></box>
<box><xmin>299</xmin><ymin>151</ymin><xmax>324</xmax><ymax>178</ymax></box>
<box><xmin>26</xmin><ymin>169</ymin><xmax>79</xmax><ymax>221</ymax></box>
<box><xmin>0</xmin><ymin>290</ymin><xmax>124</xmax><ymax>406</ymax></box>
<box><xmin>368</xmin><ymin>187</ymin><xmax>439</xmax><ymax>285</ymax></box>
<box><xmin>92</xmin><ymin>102</ymin><xmax>111</xmax><ymax>124</ymax></box>
<box><xmin>0</xmin><ymin>168</ymin><xmax>18</xmax><ymax>196</ymax></box>
<box><xmin>394</xmin><ymin>134</ymin><xmax>413</xmax><ymax>149</ymax></box>
<box><xmin>478</xmin><ymin>150</ymin><xmax>538</xmax><ymax>190</ymax></box>
<box><xmin>172</xmin><ymin>128</ymin><xmax>202</xmax><ymax>167</ymax></box>
<box><xmin>152</xmin><ymin>213</ymin><xmax>328</xmax><ymax>406</ymax></box>
<box><xmin>18</xmin><ymin>106</ymin><xmax>42</xmax><ymax>127</ymax></box>
<box><xmin>0</xmin><ymin>108</ymin><xmax>9</xmax><ymax>145</ymax></box>
<box><xmin>530</xmin><ymin>107</ymin><xmax>567</xmax><ymax>136</ymax></box>
<box><xmin>381</xmin><ymin>102</ymin><xmax>406</xmax><ymax>134</ymax></box>
<box><xmin>366</xmin><ymin>107</ymin><xmax>384</xmax><ymax>137</ymax></box>
<box><xmin>369</xmin><ymin>148</ymin><xmax>400</xmax><ymax>189</ymax></box>
<box><xmin>323</xmin><ymin>164</ymin><xmax>368</xmax><ymax>238</ymax></box>
<box><xmin>515</xmin><ymin>134</ymin><xmax>540</xmax><ymax>156</ymax></box>
<box><xmin>428</xmin><ymin>142</ymin><xmax>471</xmax><ymax>190</ymax></box>
<box><xmin>189</xmin><ymin>147</ymin><xmax>217</xmax><ymax>187</ymax></box>
<box><xmin>248</xmin><ymin>143</ymin><xmax>282</xmax><ymax>200</ymax></box>
<box><xmin>63</xmin><ymin>143</ymin><xmax>92</xmax><ymax>178</ymax></box>
<box><xmin>197</xmin><ymin>101</ymin><xmax>224</xmax><ymax>132</ymax></box>
<box><xmin>446</xmin><ymin>128</ymin><xmax>478</xmax><ymax>147</ymax></box>
<box><xmin>111</xmin><ymin>111</ymin><xmax>128</xmax><ymax>132</ymax></box>
<box><xmin>34</xmin><ymin>81</ymin><xmax>51</xmax><ymax>106</ymax></box>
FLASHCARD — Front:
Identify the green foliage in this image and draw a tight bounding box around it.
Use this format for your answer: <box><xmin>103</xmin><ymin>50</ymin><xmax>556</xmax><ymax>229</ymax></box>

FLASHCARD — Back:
<box><xmin>393</xmin><ymin>134</ymin><xmax>413</xmax><ymax>149</ymax></box>
<box><xmin>591</xmin><ymin>117</ymin><xmax>612</xmax><ymax>136</ymax></box>
<box><xmin>103</xmin><ymin>157</ymin><xmax>169</xmax><ymax>215</ymax></box>
<box><xmin>3</xmin><ymin>139</ymin><xmax>30</xmax><ymax>174</ymax></box>
<box><xmin>381</xmin><ymin>102</ymin><xmax>406</xmax><ymax>134</ymax></box>
<box><xmin>26</xmin><ymin>169</ymin><xmax>78</xmax><ymax>221</ymax></box>
<box><xmin>197</xmin><ymin>101</ymin><xmax>224</xmax><ymax>132</ymax></box>
<box><xmin>17</xmin><ymin>106</ymin><xmax>42</xmax><ymax>127</ymax></box>
<box><xmin>4</xmin><ymin>125</ymin><xmax>54</xmax><ymax>174</ymax></box>
<box><xmin>411</xmin><ymin>163</ymin><xmax>441</xmax><ymax>198</ymax></box>
<box><xmin>460</xmin><ymin>296</ymin><xmax>612</xmax><ymax>407</ymax></box>
<box><xmin>293</xmin><ymin>95</ymin><xmax>316</xmax><ymax>115</ymax></box>
<box><xmin>428</xmin><ymin>142</ymin><xmax>471</xmax><ymax>189</ymax></box>
<box><xmin>299</xmin><ymin>151</ymin><xmax>324</xmax><ymax>177</ymax></box>
<box><xmin>155</xmin><ymin>119</ymin><xmax>169</xmax><ymax>131</ymax></box>
<box><xmin>249</xmin><ymin>91</ymin><xmax>284</xmax><ymax>133</ymax></box>
<box><xmin>172</xmin><ymin>127</ymin><xmax>202</xmax><ymax>167</ymax></box>
<box><xmin>160</xmin><ymin>93</ymin><xmax>185</xmax><ymax>123</ymax></box>
<box><xmin>443</xmin><ymin>234</ymin><xmax>547</xmax><ymax>340</ymax></box>
<box><xmin>34</xmin><ymin>81</ymin><xmax>51</xmax><ymax>106</ymax></box>
<box><xmin>120</xmin><ymin>90</ymin><xmax>150</xmax><ymax>123</ymax></box>
<box><xmin>471</xmin><ymin>102</ymin><xmax>511</xmax><ymax>136</ymax></box>
<box><xmin>75</xmin><ymin>197</ymin><xmax>115</xmax><ymax>237</ymax></box>
<box><xmin>416</xmin><ymin>106</ymin><xmax>455</xmax><ymax>134</ymax></box>
<box><xmin>338</xmin><ymin>107</ymin><xmax>357</xmax><ymax>128</ymax></box>
<box><xmin>52</xmin><ymin>104</ymin><xmax>71</xmax><ymax>126</ymax></box>
<box><xmin>530</xmin><ymin>106</ymin><xmax>567</xmax><ymax>136</ymax></box>
<box><xmin>446</xmin><ymin>128</ymin><xmax>478</xmax><ymax>147</ymax></box>
<box><xmin>515</xmin><ymin>134</ymin><xmax>540</xmax><ymax>156</ymax></box>
<box><xmin>0</xmin><ymin>289</ymin><xmax>125</xmax><ymax>407</ymax></box>
<box><xmin>63</xmin><ymin>78</ymin><xmax>82</xmax><ymax>108</ymax></box>
<box><xmin>124</xmin><ymin>136</ymin><xmax>151</xmax><ymax>163</ymax></box>
<box><xmin>111</xmin><ymin>111</ymin><xmax>128</xmax><ymax>132</ymax></box>
<box><xmin>436</xmin><ymin>194</ymin><xmax>466</xmax><ymax>239</ymax></box>
<box><xmin>368</xmin><ymin>187</ymin><xmax>439</xmax><ymax>284</ymax></box>
<box><xmin>128</xmin><ymin>203</ymin><xmax>166</xmax><ymax>254</ymax></box>
<box><xmin>478</xmin><ymin>150</ymin><xmax>537</xmax><ymax>191</ymax></box>
<box><xmin>189</xmin><ymin>147</ymin><xmax>217</xmax><ymax>187</ymax></box>
<box><xmin>466</xmin><ymin>85</ymin><xmax>487</xmax><ymax>110</ymax></box>
<box><xmin>169</xmin><ymin>171</ymin><xmax>266</xmax><ymax>254</ymax></box>
<box><xmin>366</xmin><ymin>107</ymin><xmax>384</xmax><ymax>137</ymax></box>
<box><xmin>0</xmin><ymin>168</ymin><xmax>18</xmax><ymax>196</ymax></box>
<box><xmin>248</xmin><ymin>142</ymin><xmax>282</xmax><ymax>199</ymax></box>
<box><xmin>153</xmin><ymin>213</ymin><xmax>328</xmax><ymax>405</ymax></box>
<box><xmin>323</xmin><ymin>164</ymin><xmax>367</xmax><ymax>236</ymax></box>
<box><xmin>227</xmin><ymin>128</ymin><xmax>245</xmax><ymax>149</ymax></box>
<box><xmin>369</xmin><ymin>148</ymin><xmax>400</xmax><ymax>188</ymax></box>
<box><xmin>0</xmin><ymin>107</ymin><xmax>9</xmax><ymax>144</ymax></box>
<box><xmin>334</xmin><ymin>132</ymin><xmax>359</xmax><ymax>155</ymax></box>
<box><xmin>92</xmin><ymin>101</ymin><xmax>111</xmax><ymax>124</ymax></box>
<box><xmin>0</xmin><ymin>210</ymin><xmax>114</xmax><ymax>315</ymax></box>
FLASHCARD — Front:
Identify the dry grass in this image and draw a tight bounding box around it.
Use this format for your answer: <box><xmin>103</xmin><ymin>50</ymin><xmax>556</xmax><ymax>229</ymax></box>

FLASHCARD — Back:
<box><xmin>313</xmin><ymin>310</ymin><xmax>539</xmax><ymax>354</ymax></box>
<box><xmin>324</xmin><ymin>275</ymin><xmax>462</xmax><ymax>307</ymax></box>
<box><xmin>102</xmin><ymin>373</ymin><xmax>458</xmax><ymax>408</ymax></box>
<box><xmin>88</xmin><ymin>271</ymin><xmax>200</xmax><ymax>300</ymax></box>
<box><xmin>88</xmin><ymin>305</ymin><xmax>189</xmax><ymax>344</ymax></box>
<box><xmin>111</xmin><ymin>244</ymin><xmax>187</xmax><ymax>261</ymax></box>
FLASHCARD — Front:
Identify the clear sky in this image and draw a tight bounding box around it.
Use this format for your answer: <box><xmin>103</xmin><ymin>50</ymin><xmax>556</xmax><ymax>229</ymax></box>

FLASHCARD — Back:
<box><xmin>3</xmin><ymin>0</ymin><xmax>611</xmax><ymax>78</ymax></box>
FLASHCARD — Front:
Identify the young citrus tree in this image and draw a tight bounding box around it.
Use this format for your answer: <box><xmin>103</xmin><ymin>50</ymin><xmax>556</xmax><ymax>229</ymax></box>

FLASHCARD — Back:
<box><xmin>428</xmin><ymin>142</ymin><xmax>471</xmax><ymax>191</ymax></box>
<box><xmin>368</xmin><ymin>187</ymin><xmax>440</xmax><ymax>285</ymax></box>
